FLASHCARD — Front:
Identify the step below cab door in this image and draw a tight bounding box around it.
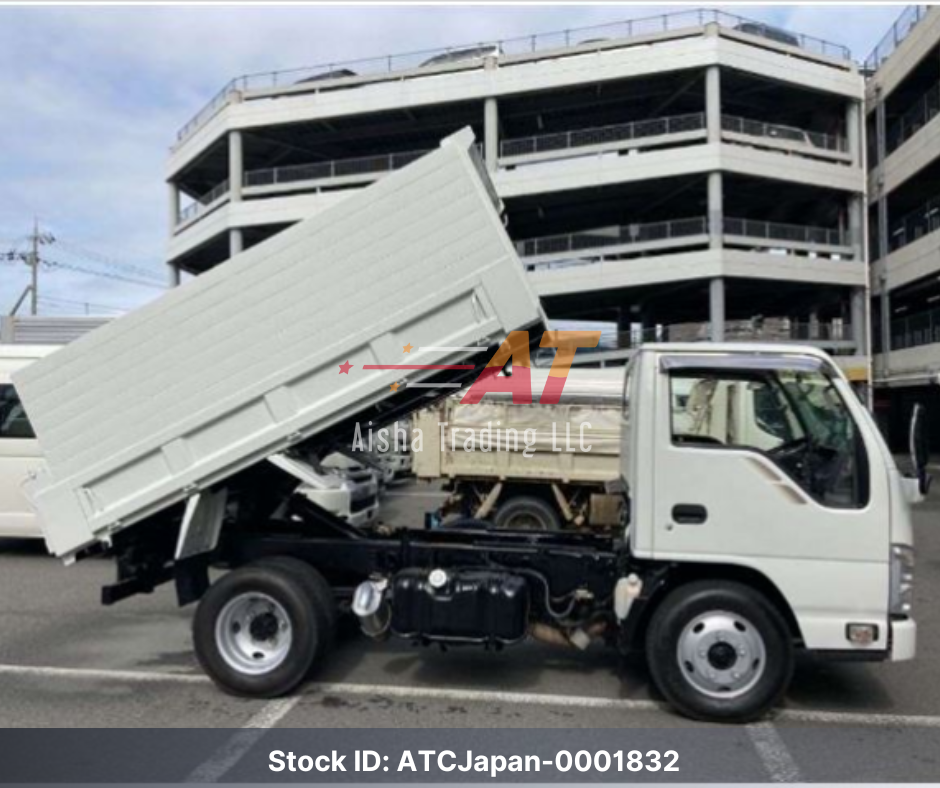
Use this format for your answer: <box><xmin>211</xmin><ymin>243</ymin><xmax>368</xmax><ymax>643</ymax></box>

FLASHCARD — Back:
<box><xmin>650</xmin><ymin>351</ymin><xmax>890</xmax><ymax>654</ymax></box>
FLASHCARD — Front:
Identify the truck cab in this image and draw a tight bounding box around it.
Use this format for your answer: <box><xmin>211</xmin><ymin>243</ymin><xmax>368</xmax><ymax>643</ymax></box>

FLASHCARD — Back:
<box><xmin>625</xmin><ymin>344</ymin><xmax>916</xmax><ymax>690</ymax></box>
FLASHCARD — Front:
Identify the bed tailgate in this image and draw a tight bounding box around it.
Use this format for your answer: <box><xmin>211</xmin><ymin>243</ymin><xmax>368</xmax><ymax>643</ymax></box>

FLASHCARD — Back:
<box><xmin>14</xmin><ymin>129</ymin><xmax>544</xmax><ymax>558</ymax></box>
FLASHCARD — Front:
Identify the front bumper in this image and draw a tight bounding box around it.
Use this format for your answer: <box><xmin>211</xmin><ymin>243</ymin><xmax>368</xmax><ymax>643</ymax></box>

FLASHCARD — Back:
<box><xmin>891</xmin><ymin>617</ymin><xmax>917</xmax><ymax>661</ymax></box>
<box><xmin>346</xmin><ymin>504</ymin><xmax>379</xmax><ymax>529</ymax></box>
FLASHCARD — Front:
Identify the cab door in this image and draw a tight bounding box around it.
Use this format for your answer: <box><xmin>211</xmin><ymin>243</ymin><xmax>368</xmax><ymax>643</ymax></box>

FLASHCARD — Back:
<box><xmin>0</xmin><ymin>381</ymin><xmax>43</xmax><ymax>538</ymax></box>
<box><xmin>650</xmin><ymin>353</ymin><xmax>891</xmax><ymax>653</ymax></box>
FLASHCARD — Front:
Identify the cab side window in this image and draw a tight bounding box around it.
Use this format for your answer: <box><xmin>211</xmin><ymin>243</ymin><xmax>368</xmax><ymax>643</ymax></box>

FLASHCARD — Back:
<box><xmin>671</xmin><ymin>374</ymin><xmax>799</xmax><ymax>452</ymax></box>
<box><xmin>669</xmin><ymin>369</ymin><xmax>869</xmax><ymax>509</ymax></box>
<box><xmin>0</xmin><ymin>384</ymin><xmax>35</xmax><ymax>439</ymax></box>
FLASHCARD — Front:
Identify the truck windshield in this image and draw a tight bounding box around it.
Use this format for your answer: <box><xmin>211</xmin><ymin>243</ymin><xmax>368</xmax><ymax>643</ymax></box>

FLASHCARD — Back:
<box><xmin>670</xmin><ymin>366</ymin><xmax>868</xmax><ymax>509</ymax></box>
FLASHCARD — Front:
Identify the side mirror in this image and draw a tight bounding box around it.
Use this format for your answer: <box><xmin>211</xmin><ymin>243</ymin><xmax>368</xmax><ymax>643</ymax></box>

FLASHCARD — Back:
<box><xmin>909</xmin><ymin>403</ymin><xmax>932</xmax><ymax>497</ymax></box>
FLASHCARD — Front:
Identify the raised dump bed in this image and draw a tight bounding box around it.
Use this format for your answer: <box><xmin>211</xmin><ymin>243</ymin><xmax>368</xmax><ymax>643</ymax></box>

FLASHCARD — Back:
<box><xmin>15</xmin><ymin>130</ymin><xmax>544</xmax><ymax>558</ymax></box>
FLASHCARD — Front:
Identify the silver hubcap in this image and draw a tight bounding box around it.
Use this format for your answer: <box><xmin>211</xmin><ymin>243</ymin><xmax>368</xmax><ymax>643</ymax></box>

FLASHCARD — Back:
<box><xmin>215</xmin><ymin>592</ymin><xmax>293</xmax><ymax>675</ymax></box>
<box><xmin>676</xmin><ymin>610</ymin><xmax>766</xmax><ymax>699</ymax></box>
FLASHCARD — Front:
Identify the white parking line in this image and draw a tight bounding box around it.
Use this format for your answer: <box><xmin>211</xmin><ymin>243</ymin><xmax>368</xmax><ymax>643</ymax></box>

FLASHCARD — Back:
<box><xmin>747</xmin><ymin>722</ymin><xmax>803</xmax><ymax>782</ymax></box>
<box><xmin>186</xmin><ymin>696</ymin><xmax>300</xmax><ymax>783</ymax></box>
<box><xmin>0</xmin><ymin>663</ymin><xmax>207</xmax><ymax>683</ymax></box>
<box><xmin>3</xmin><ymin>662</ymin><xmax>940</xmax><ymax>730</ymax></box>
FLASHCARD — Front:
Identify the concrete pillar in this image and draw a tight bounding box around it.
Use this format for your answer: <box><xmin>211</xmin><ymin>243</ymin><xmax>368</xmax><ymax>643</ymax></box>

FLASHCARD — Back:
<box><xmin>848</xmin><ymin>195</ymin><xmax>864</xmax><ymax>260</ymax></box>
<box><xmin>167</xmin><ymin>262</ymin><xmax>181</xmax><ymax>288</ymax></box>
<box><xmin>708</xmin><ymin>171</ymin><xmax>723</xmax><ymax>248</ymax></box>
<box><xmin>880</xmin><ymin>275</ymin><xmax>891</xmax><ymax>370</ymax></box>
<box><xmin>484</xmin><ymin>97</ymin><xmax>499</xmax><ymax>174</ymax></box>
<box><xmin>706</xmin><ymin>65</ymin><xmax>722</xmax><ymax>144</ymax></box>
<box><xmin>229</xmin><ymin>130</ymin><xmax>243</xmax><ymax>202</ymax></box>
<box><xmin>851</xmin><ymin>287</ymin><xmax>867</xmax><ymax>355</ymax></box>
<box><xmin>168</xmin><ymin>182</ymin><xmax>180</xmax><ymax>232</ymax></box>
<box><xmin>229</xmin><ymin>228</ymin><xmax>244</xmax><ymax>258</ymax></box>
<box><xmin>875</xmin><ymin>91</ymin><xmax>891</xmax><ymax>371</ymax></box>
<box><xmin>710</xmin><ymin>277</ymin><xmax>725</xmax><ymax>342</ymax></box>
<box><xmin>846</xmin><ymin>100</ymin><xmax>861</xmax><ymax>168</ymax></box>
<box><xmin>875</xmin><ymin>96</ymin><xmax>889</xmax><ymax>265</ymax></box>
<box><xmin>808</xmin><ymin>309</ymin><xmax>820</xmax><ymax>340</ymax></box>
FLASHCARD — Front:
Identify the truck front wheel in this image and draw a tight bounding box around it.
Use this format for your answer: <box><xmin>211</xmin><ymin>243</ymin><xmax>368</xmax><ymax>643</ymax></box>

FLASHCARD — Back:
<box><xmin>193</xmin><ymin>564</ymin><xmax>325</xmax><ymax>698</ymax></box>
<box><xmin>645</xmin><ymin>581</ymin><xmax>793</xmax><ymax>723</ymax></box>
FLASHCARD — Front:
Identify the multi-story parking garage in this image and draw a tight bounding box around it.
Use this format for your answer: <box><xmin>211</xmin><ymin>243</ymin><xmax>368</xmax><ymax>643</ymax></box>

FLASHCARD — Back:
<box><xmin>867</xmin><ymin>6</ymin><xmax>940</xmax><ymax>446</ymax></box>
<box><xmin>165</xmin><ymin>9</ymin><xmax>868</xmax><ymax>380</ymax></box>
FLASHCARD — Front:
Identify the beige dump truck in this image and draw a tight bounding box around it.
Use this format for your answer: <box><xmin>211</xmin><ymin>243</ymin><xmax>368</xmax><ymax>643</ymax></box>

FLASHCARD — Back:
<box><xmin>414</xmin><ymin>368</ymin><xmax>626</xmax><ymax>530</ymax></box>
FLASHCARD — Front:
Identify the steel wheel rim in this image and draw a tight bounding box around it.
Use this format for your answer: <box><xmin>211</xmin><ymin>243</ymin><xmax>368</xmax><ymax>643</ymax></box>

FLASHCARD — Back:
<box><xmin>676</xmin><ymin>609</ymin><xmax>767</xmax><ymax>699</ymax></box>
<box><xmin>215</xmin><ymin>592</ymin><xmax>293</xmax><ymax>675</ymax></box>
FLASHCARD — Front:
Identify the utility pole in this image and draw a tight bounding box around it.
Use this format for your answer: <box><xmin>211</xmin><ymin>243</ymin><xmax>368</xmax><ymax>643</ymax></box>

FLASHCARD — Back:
<box><xmin>4</xmin><ymin>218</ymin><xmax>54</xmax><ymax>316</ymax></box>
<box><xmin>29</xmin><ymin>218</ymin><xmax>39</xmax><ymax>316</ymax></box>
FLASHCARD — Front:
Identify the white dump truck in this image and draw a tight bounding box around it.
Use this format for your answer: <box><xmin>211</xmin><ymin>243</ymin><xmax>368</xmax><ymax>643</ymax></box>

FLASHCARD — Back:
<box><xmin>13</xmin><ymin>131</ymin><xmax>924</xmax><ymax>722</ymax></box>
<box><xmin>414</xmin><ymin>367</ymin><xmax>625</xmax><ymax>530</ymax></box>
<box><xmin>0</xmin><ymin>347</ymin><xmax>378</xmax><ymax>539</ymax></box>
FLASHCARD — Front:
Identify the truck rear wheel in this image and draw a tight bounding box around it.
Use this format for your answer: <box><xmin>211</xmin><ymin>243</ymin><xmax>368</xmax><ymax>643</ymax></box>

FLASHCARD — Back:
<box><xmin>249</xmin><ymin>556</ymin><xmax>336</xmax><ymax>659</ymax></box>
<box><xmin>193</xmin><ymin>564</ymin><xmax>325</xmax><ymax>698</ymax></box>
<box><xmin>645</xmin><ymin>581</ymin><xmax>793</xmax><ymax>723</ymax></box>
<box><xmin>493</xmin><ymin>496</ymin><xmax>561</xmax><ymax>531</ymax></box>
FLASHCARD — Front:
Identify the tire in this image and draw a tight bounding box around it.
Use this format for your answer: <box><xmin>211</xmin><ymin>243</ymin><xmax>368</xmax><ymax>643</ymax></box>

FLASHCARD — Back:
<box><xmin>493</xmin><ymin>495</ymin><xmax>562</xmax><ymax>531</ymax></box>
<box><xmin>249</xmin><ymin>556</ymin><xmax>337</xmax><ymax>659</ymax></box>
<box><xmin>645</xmin><ymin>580</ymin><xmax>793</xmax><ymax>723</ymax></box>
<box><xmin>193</xmin><ymin>563</ymin><xmax>325</xmax><ymax>698</ymax></box>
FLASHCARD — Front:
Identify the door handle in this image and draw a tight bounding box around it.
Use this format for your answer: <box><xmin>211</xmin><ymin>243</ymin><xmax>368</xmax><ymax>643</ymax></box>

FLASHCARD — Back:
<box><xmin>672</xmin><ymin>504</ymin><xmax>708</xmax><ymax>525</ymax></box>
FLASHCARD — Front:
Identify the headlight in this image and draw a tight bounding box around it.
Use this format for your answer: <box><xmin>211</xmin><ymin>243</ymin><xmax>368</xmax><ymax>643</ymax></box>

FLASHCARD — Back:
<box><xmin>890</xmin><ymin>544</ymin><xmax>915</xmax><ymax>616</ymax></box>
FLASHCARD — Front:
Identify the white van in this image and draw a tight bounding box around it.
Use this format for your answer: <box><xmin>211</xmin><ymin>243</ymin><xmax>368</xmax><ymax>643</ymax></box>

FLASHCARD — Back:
<box><xmin>0</xmin><ymin>345</ymin><xmax>57</xmax><ymax>538</ymax></box>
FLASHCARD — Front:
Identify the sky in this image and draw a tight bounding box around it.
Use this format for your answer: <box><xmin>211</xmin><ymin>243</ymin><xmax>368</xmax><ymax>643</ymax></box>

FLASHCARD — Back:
<box><xmin>0</xmin><ymin>3</ymin><xmax>906</xmax><ymax>317</ymax></box>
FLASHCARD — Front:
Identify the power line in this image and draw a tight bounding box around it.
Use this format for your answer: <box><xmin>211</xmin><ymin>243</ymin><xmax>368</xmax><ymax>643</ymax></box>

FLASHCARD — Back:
<box><xmin>54</xmin><ymin>238</ymin><xmax>164</xmax><ymax>283</ymax></box>
<box><xmin>41</xmin><ymin>258</ymin><xmax>167</xmax><ymax>290</ymax></box>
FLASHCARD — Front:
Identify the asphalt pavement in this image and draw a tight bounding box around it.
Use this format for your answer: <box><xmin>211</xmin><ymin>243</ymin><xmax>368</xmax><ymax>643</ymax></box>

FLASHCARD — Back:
<box><xmin>0</xmin><ymin>480</ymin><xmax>938</xmax><ymax>782</ymax></box>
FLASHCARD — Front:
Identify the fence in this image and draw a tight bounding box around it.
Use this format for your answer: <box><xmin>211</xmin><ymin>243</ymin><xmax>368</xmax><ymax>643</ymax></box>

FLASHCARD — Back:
<box><xmin>177</xmin><ymin>180</ymin><xmax>230</xmax><ymax>225</ymax></box>
<box><xmin>887</xmin><ymin>82</ymin><xmax>940</xmax><ymax>154</ymax></box>
<box><xmin>244</xmin><ymin>149</ymin><xmax>429</xmax><ymax>188</ymax></box>
<box><xmin>888</xmin><ymin>194</ymin><xmax>940</xmax><ymax>252</ymax></box>
<box><xmin>575</xmin><ymin>319</ymin><xmax>852</xmax><ymax>352</ymax></box>
<box><xmin>175</xmin><ymin>9</ymin><xmax>850</xmax><ymax>146</ymax></box>
<box><xmin>723</xmin><ymin>217</ymin><xmax>847</xmax><ymax>247</ymax></box>
<box><xmin>518</xmin><ymin>216</ymin><xmax>848</xmax><ymax>260</ymax></box>
<box><xmin>517</xmin><ymin>217</ymin><xmax>708</xmax><ymax>258</ymax></box>
<box><xmin>721</xmin><ymin>115</ymin><xmax>846</xmax><ymax>152</ymax></box>
<box><xmin>891</xmin><ymin>306</ymin><xmax>940</xmax><ymax>350</ymax></box>
<box><xmin>864</xmin><ymin>5</ymin><xmax>929</xmax><ymax>72</ymax></box>
<box><xmin>500</xmin><ymin>113</ymin><xmax>704</xmax><ymax>158</ymax></box>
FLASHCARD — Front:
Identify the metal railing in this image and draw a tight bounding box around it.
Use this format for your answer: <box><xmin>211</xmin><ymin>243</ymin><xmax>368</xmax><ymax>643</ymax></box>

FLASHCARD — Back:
<box><xmin>177</xmin><ymin>180</ymin><xmax>230</xmax><ymax>225</ymax></box>
<box><xmin>518</xmin><ymin>217</ymin><xmax>708</xmax><ymax>258</ymax></box>
<box><xmin>500</xmin><ymin>113</ymin><xmax>704</xmax><ymax>158</ymax></box>
<box><xmin>891</xmin><ymin>306</ymin><xmax>940</xmax><ymax>351</ymax></box>
<box><xmin>721</xmin><ymin>114</ymin><xmax>847</xmax><ymax>153</ymax></box>
<box><xmin>519</xmin><ymin>216</ymin><xmax>849</xmax><ymax>260</ymax></box>
<box><xmin>575</xmin><ymin>319</ymin><xmax>853</xmax><ymax>351</ymax></box>
<box><xmin>723</xmin><ymin>217</ymin><xmax>847</xmax><ymax>247</ymax></box>
<box><xmin>244</xmin><ymin>149</ymin><xmax>429</xmax><ymax>188</ymax></box>
<box><xmin>864</xmin><ymin>5</ymin><xmax>929</xmax><ymax>72</ymax></box>
<box><xmin>887</xmin><ymin>82</ymin><xmax>940</xmax><ymax>154</ymax></box>
<box><xmin>175</xmin><ymin>9</ymin><xmax>851</xmax><ymax>146</ymax></box>
<box><xmin>888</xmin><ymin>194</ymin><xmax>940</xmax><ymax>253</ymax></box>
